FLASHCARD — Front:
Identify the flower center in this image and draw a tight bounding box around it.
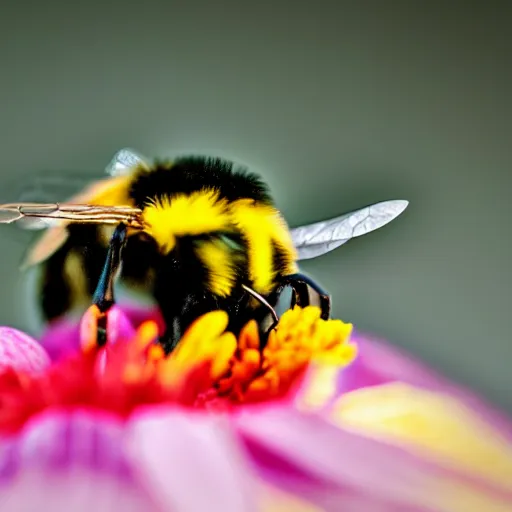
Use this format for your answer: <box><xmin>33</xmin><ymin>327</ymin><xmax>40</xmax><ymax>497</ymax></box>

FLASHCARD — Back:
<box><xmin>0</xmin><ymin>306</ymin><xmax>356</xmax><ymax>433</ymax></box>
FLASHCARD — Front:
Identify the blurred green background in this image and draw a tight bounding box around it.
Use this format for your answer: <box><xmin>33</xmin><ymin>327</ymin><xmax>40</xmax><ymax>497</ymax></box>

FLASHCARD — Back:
<box><xmin>0</xmin><ymin>1</ymin><xmax>510</xmax><ymax>411</ymax></box>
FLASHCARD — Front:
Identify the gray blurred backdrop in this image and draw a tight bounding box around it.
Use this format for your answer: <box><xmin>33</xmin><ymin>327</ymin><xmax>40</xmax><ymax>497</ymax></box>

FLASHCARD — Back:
<box><xmin>0</xmin><ymin>1</ymin><xmax>510</xmax><ymax>412</ymax></box>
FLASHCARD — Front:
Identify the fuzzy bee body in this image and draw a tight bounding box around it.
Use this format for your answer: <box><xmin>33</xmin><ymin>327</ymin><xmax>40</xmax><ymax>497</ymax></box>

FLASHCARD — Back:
<box><xmin>1</xmin><ymin>149</ymin><xmax>408</xmax><ymax>353</ymax></box>
<box><xmin>30</xmin><ymin>156</ymin><xmax>301</xmax><ymax>352</ymax></box>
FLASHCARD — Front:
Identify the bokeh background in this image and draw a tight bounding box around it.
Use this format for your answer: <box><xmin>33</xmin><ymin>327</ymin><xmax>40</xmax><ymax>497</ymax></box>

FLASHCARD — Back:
<box><xmin>0</xmin><ymin>1</ymin><xmax>510</xmax><ymax>412</ymax></box>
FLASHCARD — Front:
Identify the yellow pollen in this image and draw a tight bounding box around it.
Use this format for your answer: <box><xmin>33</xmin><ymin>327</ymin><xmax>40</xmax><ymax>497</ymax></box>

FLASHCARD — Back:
<box><xmin>157</xmin><ymin>310</ymin><xmax>234</xmax><ymax>387</ymax></box>
<box><xmin>135</xmin><ymin>321</ymin><xmax>160</xmax><ymax>350</ymax></box>
<box><xmin>123</xmin><ymin>304</ymin><xmax>356</xmax><ymax>406</ymax></box>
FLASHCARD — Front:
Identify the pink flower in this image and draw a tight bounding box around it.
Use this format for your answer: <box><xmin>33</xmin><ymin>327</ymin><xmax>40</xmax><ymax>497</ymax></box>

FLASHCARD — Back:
<box><xmin>0</xmin><ymin>327</ymin><xmax>50</xmax><ymax>374</ymax></box>
<box><xmin>0</xmin><ymin>305</ymin><xmax>511</xmax><ymax>511</ymax></box>
<box><xmin>38</xmin><ymin>303</ymin><xmax>165</xmax><ymax>362</ymax></box>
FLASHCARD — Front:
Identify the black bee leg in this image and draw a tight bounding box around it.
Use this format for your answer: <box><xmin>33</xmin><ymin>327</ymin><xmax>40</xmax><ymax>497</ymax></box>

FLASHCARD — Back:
<box><xmin>279</xmin><ymin>273</ymin><xmax>332</xmax><ymax>320</ymax></box>
<box><xmin>242</xmin><ymin>275</ymin><xmax>331</xmax><ymax>351</ymax></box>
<box><xmin>89</xmin><ymin>223</ymin><xmax>127</xmax><ymax>346</ymax></box>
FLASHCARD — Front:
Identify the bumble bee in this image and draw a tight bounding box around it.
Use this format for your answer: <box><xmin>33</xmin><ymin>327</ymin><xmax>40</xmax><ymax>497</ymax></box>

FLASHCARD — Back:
<box><xmin>0</xmin><ymin>149</ymin><xmax>408</xmax><ymax>353</ymax></box>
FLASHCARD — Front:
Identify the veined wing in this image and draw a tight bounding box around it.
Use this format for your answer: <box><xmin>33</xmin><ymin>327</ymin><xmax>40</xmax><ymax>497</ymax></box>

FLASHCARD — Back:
<box><xmin>0</xmin><ymin>203</ymin><xmax>143</xmax><ymax>229</ymax></box>
<box><xmin>290</xmin><ymin>199</ymin><xmax>409</xmax><ymax>260</ymax></box>
<box><xmin>12</xmin><ymin>171</ymin><xmax>98</xmax><ymax>229</ymax></box>
<box><xmin>11</xmin><ymin>148</ymin><xmax>147</xmax><ymax>230</ymax></box>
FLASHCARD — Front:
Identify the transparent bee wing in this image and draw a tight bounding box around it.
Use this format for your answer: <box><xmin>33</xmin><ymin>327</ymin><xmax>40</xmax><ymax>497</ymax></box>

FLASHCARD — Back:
<box><xmin>14</xmin><ymin>175</ymin><xmax>95</xmax><ymax>230</ymax></box>
<box><xmin>105</xmin><ymin>147</ymin><xmax>150</xmax><ymax>176</ymax></box>
<box><xmin>7</xmin><ymin>216</ymin><xmax>63</xmax><ymax>230</ymax></box>
<box><xmin>0</xmin><ymin>203</ymin><xmax>143</xmax><ymax>228</ymax></box>
<box><xmin>14</xmin><ymin>171</ymin><xmax>97</xmax><ymax>215</ymax></box>
<box><xmin>11</xmin><ymin>148</ymin><xmax>148</xmax><ymax>230</ymax></box>
<box><xmin>291</xmin><ymin>199</ymin><xmax>409</xmax><ymax>260</ymax></box>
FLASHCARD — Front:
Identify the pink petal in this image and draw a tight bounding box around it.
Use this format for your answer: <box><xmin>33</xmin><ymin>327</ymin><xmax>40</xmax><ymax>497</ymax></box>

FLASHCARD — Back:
<box><xmin>38</xmin><ymin>315</ymin><xmax>83</xmax><ymax>361</ymax></box>
<box><xmin>0</xmin><ymin>409</ymin><xmax>158</xmax><ymax>511</ymax></box>
<box><xmin>126</xmin><ymin>407</ymin><xmax>261</xmax><ymax>512</ymax></box>
<box><xmin>340</xmin><ymin>332</ymin><xmax>512</xmax><ymax>441</ymax></box>
<box><xmin>234</xmin><ymin>404</ymin><xmax>512</xmax><ymax>511</ymax></box>
<box><xmin>40</xmin><ymin>303</ymin><xmax>164</xmax><ymax>362</ymax></box>
<box><xmin>120</xmin><ymin>303</ymin><xmax>165</xmax><ymax>333</ymax></box>
<box><xmin>0</xmin><ymin>327</ymin><xmax>50</xmax><ymax>374</ymax></box>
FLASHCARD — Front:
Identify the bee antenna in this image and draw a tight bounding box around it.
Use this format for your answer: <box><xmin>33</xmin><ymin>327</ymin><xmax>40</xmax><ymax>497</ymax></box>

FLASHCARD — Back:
<box><xmin>241</xmin><ymin>284</ymin><xmax>279</xmax><ymax>325</ymax></box>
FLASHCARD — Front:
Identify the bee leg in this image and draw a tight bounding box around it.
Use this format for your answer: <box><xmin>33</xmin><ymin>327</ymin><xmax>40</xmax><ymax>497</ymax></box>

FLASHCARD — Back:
<box><xmin>279</xmin><ymin>273</ymin><xmax>332</xmax><ymax>320</ymax></box>
<box><xmin>90</xmin><ymin>223</ymin><xmax>127</xmax><ymax>346</ymax></box>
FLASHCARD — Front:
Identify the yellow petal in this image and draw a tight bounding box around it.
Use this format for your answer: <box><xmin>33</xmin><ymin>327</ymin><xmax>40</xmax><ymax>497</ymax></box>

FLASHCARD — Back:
<box><xmin>330</xmin><ymin>382</ymin><xmax>512</xmax><ymax>492</ymax></box>
<box><xmin>295</xmin><ymin>363</ymin><xmax>341</xmax><ymax>411</ymax></box>
<box><xmin>313</xmin><ymin>342</ymin><xmax>357</xmax><ymax>366</ymax></box>
<box><xmin>238</xmin><ymin>319</ymin><xmax>260</xmax><ymax>350</ymax></box>
<box><xmin>171</xmin><ymin>310</ymin><xmax>229</xmax><ymax>363</ymax></box>
<box><xmin>300</xmin><ymin>305</ymin><xmax>322</xmax><ymax>324</ymax></box>
<box><xmin>211</xmin><ymin>331</ymin><xmax>237</xmax><ymax>379</ymax></box>
<box><xmin>158</xmin><ymin>311</ymin><xmax>230</xmax><ymax>387</ymax></box>
<box><xmin>135</xmin><ymin>321</ymin><xmax>159</xmax><ymax>350</ymax></box>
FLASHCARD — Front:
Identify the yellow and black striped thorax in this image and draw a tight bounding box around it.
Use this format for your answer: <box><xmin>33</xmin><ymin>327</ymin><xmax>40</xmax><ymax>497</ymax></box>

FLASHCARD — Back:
<box><xmin>127</xmin><ymin>156</ymin><xmax>299</xmax><ymax>298</ymax></box>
